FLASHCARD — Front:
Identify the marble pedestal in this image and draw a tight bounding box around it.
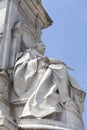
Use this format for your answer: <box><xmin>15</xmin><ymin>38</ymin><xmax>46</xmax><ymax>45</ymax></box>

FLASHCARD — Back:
<box><xmin>18</xmin><ymin>119</ymin><xmax>84</xmax><ymax>130</ymax></box>
<box><xmin>11</xmin><ymin>100</ymin><xmax>84</xmax><ymax>130</ymax></box>
<box><xmin>18</xmin><ymin>118</ymin><xmax>73</xmax><ymax>130</ymax></box>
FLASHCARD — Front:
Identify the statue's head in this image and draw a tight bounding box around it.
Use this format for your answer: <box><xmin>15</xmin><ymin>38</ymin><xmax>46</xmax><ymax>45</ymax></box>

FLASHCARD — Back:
<box><xmin>13</xmin><ymin>22</ymin><xmax>46</xmax><ymax>55</ymax></box>
<box><xmin>13</xmin><ymin>22</ymin><xmax>40</xmax><ymax>49</ymax></box>
<box><xmin>34</xmin><ymin>41</ymin><xmax>46</xmax><ymax>55</ymax></box>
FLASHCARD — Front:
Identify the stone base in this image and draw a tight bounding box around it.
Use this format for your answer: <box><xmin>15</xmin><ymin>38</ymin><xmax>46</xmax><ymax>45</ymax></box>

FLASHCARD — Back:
<box><xmin>12</xmin><ymin>100</ymin><xmax>84</xmax><ymax>130</ymax></box>
<box><xmin>18</xmin><ymin>118</ymin><xmax>83</xmax><ymax>130</ymax></box>
<box><xmin>0</xmin><ymin>116</ymin><xmax>18</xmax><ymax>130</ymax></box>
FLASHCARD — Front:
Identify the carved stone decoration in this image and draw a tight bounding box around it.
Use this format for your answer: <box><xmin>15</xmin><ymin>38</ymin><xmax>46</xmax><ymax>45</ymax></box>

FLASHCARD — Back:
<box><xmin>0</xmin><ymin>71</ymin><xmax>18</xmax><ymax>130</ymax></box>
<box><xmin>0</xmin><ymin>0</ymin><xmax>86</xmax><ymax>130</ymax></box>
<box><xmin>12</xmin><ymin>40</ymin><xmax>85</xmax><ymax>130</ymax></box>
<box><xmin>0</xmin><ymin>0</ymin><xmax>52</xmax><ymax>70</ymax></box>
<box><xmin>9</xmin><ymin>21</ymin><xmax>40</xmax><ymax>68</ymax></box>
<box><xmin>0</xmin><ymin>71</ymin><xmax>10</xmax><ymax>100</ymax></box>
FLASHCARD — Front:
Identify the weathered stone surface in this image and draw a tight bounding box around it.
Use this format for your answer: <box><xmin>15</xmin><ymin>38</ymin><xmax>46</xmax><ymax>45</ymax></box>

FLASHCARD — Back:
<box><xmin>0</xmin><ymin>116</ymin><xmax>18</xmax><ymax>130</ymax></box>
<box><xmin>0</xmin><ymin>71</ymin><xmax>10</xmax><ymax>100</ymax></box>
<box><xmin>0</xmin><ymin>0</ymin><xmax>52</xmax><ymax>70</ymax></box>
<box><xmin>11</xmin><ymin>41</ymin><xmax>85</xmax><ymax>130</ymax></box>
<box><xmin>0</xmin><ymin>0</ymin><xmax>7</xmax><ymax>34</ymax></box>
<box><xmin>18</xmin><ymin>118</ymin><xmax>83</xmax><ymax>130</ymax></box>
<box><xmin>0</xmin><ymin>0</ymin><xmax>86</xmax><ymax>130</ymax></box>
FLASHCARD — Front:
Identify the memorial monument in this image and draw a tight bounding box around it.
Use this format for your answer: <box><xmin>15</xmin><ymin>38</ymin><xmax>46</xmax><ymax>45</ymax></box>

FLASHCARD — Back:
<box><xmin>0</xmin><ymin>0</ymin><xmax>86</xmax><ymax>130</ymax></box>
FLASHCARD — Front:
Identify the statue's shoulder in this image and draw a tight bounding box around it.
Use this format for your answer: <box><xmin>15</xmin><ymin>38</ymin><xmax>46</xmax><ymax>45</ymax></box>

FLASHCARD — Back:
<box><xmin>49</xmin><ymin>58</ymin><xmax>74</xmax><ymax>70</ymax></box>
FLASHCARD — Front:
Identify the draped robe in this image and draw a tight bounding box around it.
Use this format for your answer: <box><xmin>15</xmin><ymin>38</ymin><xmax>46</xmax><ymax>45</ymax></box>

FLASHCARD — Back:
<box><xmin>14</xmin><ymin>49</ymin><xmax>85</xmax><ymax>118</ymax></box>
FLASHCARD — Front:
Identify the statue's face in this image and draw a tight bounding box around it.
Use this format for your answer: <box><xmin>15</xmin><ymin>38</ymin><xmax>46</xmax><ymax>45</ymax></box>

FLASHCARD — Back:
<box><xmin>35</xmin><ymin>42</ymin><xmax>46</xmax><ymax>55</ymax></box>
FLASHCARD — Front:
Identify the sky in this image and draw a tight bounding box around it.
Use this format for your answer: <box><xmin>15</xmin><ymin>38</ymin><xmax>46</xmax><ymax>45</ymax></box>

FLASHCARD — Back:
<box><xmin>42</xmin><ymin>0</ymin><xmax>87</xmax><ymax>129</ymax></box>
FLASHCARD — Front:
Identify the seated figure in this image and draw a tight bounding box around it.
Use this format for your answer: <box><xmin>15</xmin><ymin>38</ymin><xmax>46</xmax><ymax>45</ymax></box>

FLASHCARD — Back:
<box><xmin>14</xmin><ymin>41</ymin><xmax>85</xmax><ymax>119</ymax></box>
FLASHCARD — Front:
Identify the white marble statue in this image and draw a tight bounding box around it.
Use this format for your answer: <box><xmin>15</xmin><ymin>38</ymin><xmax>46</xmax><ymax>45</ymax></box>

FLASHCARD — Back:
<box><xmin>0</xmin><ymin>0</ymin><xmax>86</xmax><ymax>129</ymax></box>
<box><xmin>13</xmin><ymin>34</ymin><xmax>85</xmax><ymax>118</ymax></box>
